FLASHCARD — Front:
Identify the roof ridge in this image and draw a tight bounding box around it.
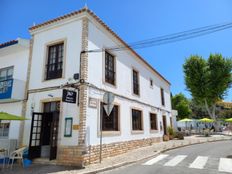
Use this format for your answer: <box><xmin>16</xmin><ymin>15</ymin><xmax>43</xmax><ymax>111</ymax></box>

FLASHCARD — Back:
<box><xmin>29</xmin><ymin>7</ymin><xmax>87</xmax><ymax>31</ymax></box>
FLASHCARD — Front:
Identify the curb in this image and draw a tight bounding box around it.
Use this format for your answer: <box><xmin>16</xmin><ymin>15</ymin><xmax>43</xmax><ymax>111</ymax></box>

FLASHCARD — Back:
<box><xmin>78</xmin><ymin>137</ymin><xmax>232</xmax><ymax>174</ymax></box>
<box><xmin>160</xmin><ymin>137</ymin><xmax>232</xmax><ymax>154</ymax></box>
<box><xmin>79</xmin><ymin>151</ymin><xmax>161</xmax><ymax>174</ymax></box>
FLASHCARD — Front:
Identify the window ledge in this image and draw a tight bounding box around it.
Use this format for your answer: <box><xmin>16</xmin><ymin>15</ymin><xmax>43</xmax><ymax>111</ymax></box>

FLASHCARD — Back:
<box><xmin>150</xmin><ymin>130</ymin><xmax>159</xmax><ymax>134</ymax></box>
<box><xmin>42</xmin><ymin>76</ymin><xmax>65</xmax><ymax>82</ymax></box>
<box><xmin>103</xmin><ymin>81</ymin><xmax>117</xmax><ymax>89</ymax></box>
<box><xmin>100</xmin><ymin>131</ymin><xmax>121</xmax><ymax>137</ymax></box>
<box><xmin>132</xmin><ymin>93</ymin><xmax>140</xmax><ymax>98</ymax></box>
<box><xmin>131</xmin><ymin>130</ymin><xmax>144</xmax><ymax>135</ymax></box>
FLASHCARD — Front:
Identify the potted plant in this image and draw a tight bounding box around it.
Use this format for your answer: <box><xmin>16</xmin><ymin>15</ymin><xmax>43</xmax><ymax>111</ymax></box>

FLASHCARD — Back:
<box><xmin>204</xmin><ymin>129</ymin><xmax>210</xmax><ymax>137</ymax></box>
<box><xmin>163</xmin><ymin>135</ymin><xmax>170</xmax><ymax>141</ymax></box>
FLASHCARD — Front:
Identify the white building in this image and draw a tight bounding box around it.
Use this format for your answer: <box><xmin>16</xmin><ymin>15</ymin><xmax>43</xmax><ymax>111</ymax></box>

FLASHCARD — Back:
<box><xmin>0</xmin><ymin>38</ymin><xmax>29</xmax><ymax>141</ymax></box>
<box><xmin>20</xmin><ymin>8</ymin><xmax>172</xmax><ymax>166</ymax></box>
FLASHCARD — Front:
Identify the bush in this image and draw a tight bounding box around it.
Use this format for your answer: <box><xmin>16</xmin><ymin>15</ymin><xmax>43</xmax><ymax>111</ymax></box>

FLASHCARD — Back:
<box><xmin>175</xmin><ymin>132</ymin><xmax>184</xmax><ymax>140</ymax></box>
<box><xmin>167</xmin><ymin>126</ymin><xmax>175</xmax><ymax>136</ymax></box>
<box><xmin>167</xmin><ymin>126</ymin><xmax>175</xmax><ymax>139</ymax></box>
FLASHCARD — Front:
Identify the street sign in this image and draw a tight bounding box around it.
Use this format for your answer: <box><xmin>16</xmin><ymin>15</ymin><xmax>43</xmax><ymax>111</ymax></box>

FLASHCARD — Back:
<box><xmin>103</xmin><ymin>104</ymin><xmax>114</xmax><ymax>116</ymax></box>
<box><xmin>100</xmin><ymin>92</ymin><xmax>115</xmax><ymax>163</ymax></box>
<box><xmin>103</xmin><ymin>92</ymin><xmax>115</xmax><ymax>105</ymax></box>
<box><xmin>62</xmin><ymin>89</ymin><xmax>77</xmax><ymax>103</ymax></box>
<box><xmin>103</xmin><ymin>92</ymin><xmax>115</xmax><ymax>116</ymax></box>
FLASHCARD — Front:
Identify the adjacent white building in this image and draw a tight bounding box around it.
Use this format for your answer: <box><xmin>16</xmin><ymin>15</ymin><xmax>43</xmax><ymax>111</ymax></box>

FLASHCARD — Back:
<box><xmin>0</xmin><ymin>38</ymin><xmax>29</xmax><ymax>140</ymax></box>
<box><xmin>1</xmin><ymin>8</ymin><xmax>172</xmax><ymax>166</ymax></box>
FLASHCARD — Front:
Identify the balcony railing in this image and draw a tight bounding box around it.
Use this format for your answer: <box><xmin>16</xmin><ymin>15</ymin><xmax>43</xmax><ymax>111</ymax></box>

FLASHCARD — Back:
<box><xmin>0</xmin><ymin>79</ymin><xmax>26</xmax><ymax>101</ymax></box>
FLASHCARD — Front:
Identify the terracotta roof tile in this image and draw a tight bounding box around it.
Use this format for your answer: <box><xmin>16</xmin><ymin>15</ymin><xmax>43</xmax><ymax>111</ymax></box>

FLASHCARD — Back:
<box><xmin>0</xmin><ymin>40</ymin><xmax>18</xmax><ymax>49</ymax></box>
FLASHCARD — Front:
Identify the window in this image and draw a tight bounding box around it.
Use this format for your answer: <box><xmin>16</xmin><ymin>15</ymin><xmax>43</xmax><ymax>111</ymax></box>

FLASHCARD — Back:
<box><xmin>132</xmin><ymin>109</ymin><xmax>143</xmax><ymax>131</ymax></box>
<box><xmin>105</xmin><ymin>51</ymin><xmax>115</xmax><ymax>85</ymax></box>
<box><xmin>150</xmin><ymin>113</ymin><xmax>157</xmax><ymax>130</ymax></box>
<box><xmin>46</xmin><ymin>43</ymin><xmax>64</xmax><ymax>80</ymax></box>
<box><xmin>101</xmin><ymin>102</ymin><xmax>119</xmax><ymax>131</ymax></box>
<box><xmin>133</xmin><ymin>70</ymin><xmax>139</xmax><ymax>95</ymax></box>
<box><xmin>150</xmin><ymin>79</ymin><xmax>153</xmax><ymax>87</ymax></box>
<box><xmin>64</xmin><ymin>118</ymin><xmax>73</xmax><ymax>137</ymax></box>
<box><xmin>0</xmin><ymin>122</ymin><xmax>10</xmax><ymax>138</ymax></box>
<box><xmin>43</xmin><ymin>101</ymin><xmax>60</xmax><ymax>112</ymax></box>
<box><xmin>161</xmin><ymin>88</ymin><xmax>165</xmax><ymax>106</ymax></box>
<box><xmin>0</xmin><ymin>67</ymin><xmax>13</xmax><ymax>81</ymax></box>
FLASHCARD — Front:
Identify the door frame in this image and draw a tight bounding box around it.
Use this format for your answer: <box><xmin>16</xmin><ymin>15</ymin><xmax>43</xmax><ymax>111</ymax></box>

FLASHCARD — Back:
<box><xmin>40</xmin><ymin>98</ymin><xmax>62</xmax><ymax>159</ymax></box>
<box><xmin>28</xmin><ymin>111</ymin><xmax>60</xmax><ymax>160</ymax></box>
<box><xmin>49</xmin><ymin>111</ymin><xmax>60</xmax><ymax>160</ymax></box>
<box><xmin>162</xmin><ymin>115</ymin><xmax>167</xmax><ymax>135</ymax></box>
<box><xmin>29</xmin><ymin>112</ymin><xmax>46</xmax><ymax>159</ymax></box>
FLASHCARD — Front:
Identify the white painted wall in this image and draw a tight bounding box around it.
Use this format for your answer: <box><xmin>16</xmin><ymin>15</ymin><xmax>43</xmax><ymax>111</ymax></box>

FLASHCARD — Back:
<box><xmin>86</xmin><ymin>20</ymin><xmax>172</xmax><ymax>145</ymax></box>
<box><xmin>88</xmin><ymin>21</ymin><xmax>171</xmax><ymax>110</ymax></box>
<box><xmin>29</xmin><ymin>20</ymin><xmax>83</xmax><ymax>90</ymax></box>
<box><xmin>86</xmin><ymin>87</ymin><xmax>172</xmax><ymax>146</ymax></box>
<box><xmin>0</xmin><ymin>102</ymin><xmax>23</xmax><ymax>139</ymax></box>
<box><xmin>0</xmin><ymin>48</ymin><xmax>29</xmax><ymax>81</ymax></box>
<box><xmin>23</xmin><ymin>89</ymin><xmax>79</xmax><ymax>146</ymax></box>
<box><xmin>24</xmin><ymin>19</ymin><xmax>83</xmax><ymax>146</ymax></box>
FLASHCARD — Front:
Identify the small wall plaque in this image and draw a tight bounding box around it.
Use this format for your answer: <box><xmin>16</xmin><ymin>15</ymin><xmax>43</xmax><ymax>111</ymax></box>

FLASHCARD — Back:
<box><xmin>89</xmin><ymin>97</ymin><xmax>98</xmax><ymax>108</ymax></box>
<box><xmin>73</xmin><ymin>124</ymin><xmax>80</xmax><ymax>130</ymax></box>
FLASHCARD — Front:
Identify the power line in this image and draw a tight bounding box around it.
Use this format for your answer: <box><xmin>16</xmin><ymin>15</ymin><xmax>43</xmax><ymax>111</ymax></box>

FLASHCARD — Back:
<box><xmin>85</xmin><ymin>22</ymin><xmax>232</xmax><ymax>53</ymax></box>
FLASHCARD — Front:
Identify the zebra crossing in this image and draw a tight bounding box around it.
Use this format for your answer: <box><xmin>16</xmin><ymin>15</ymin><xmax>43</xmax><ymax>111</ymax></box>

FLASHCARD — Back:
<box><xmin>189</xmin><ymin>156</ymin><xmax>208</xmax><ymax>169</ymax></box>
<box><xmin>143</xmin><ymin>154</ymin><xmax>232</xmax><ymax>173</ymax></box>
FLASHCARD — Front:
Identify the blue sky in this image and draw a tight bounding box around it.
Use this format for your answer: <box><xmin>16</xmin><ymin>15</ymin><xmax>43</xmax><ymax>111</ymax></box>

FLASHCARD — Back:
<box><xmin>1</xmin><ymin>0</ymin><xmax>232</xmax><ymax>101</ymax></box>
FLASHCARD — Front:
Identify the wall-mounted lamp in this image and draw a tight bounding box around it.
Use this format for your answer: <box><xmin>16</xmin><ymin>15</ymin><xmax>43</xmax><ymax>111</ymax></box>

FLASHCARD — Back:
<box><xmin>48</xmin><ymin>94</ymin><xmax>54</xmax><ymax>98</ymax></box>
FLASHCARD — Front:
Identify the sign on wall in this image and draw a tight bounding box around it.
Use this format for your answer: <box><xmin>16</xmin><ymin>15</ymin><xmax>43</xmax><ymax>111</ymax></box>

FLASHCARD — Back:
<box><xmin>62</xmin><ymin>89</ymin><xmax>77</xmax><ymax>104</ymax></box>
<box><xmin>0</xmin><ymin>79</ymin><xmax>13</xmax><ymax>99</ymax></box>
<box><xmin>72</xmin><ymin>124</ymin><xmax>79</xmax><ymax>130</ymax></box>
<box><xmin>88</xmin><ymin>97</ymin><xmax>98</xmax><ymax>108</ymax></box>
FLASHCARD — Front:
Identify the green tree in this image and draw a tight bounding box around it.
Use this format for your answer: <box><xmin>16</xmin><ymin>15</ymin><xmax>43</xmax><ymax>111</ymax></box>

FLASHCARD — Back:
<box><xmin>172</xmin><ymin>93</ymin><xmax>192</xmax><ymax>120</ymax></box>
<box><xmin>183</xmin><ymin>54</ymin><xmax>232</xmax><ymax>128</ymax></box>
<box><xmin>190</xmin><ymin>99</ymin><xmax>209</xmax><ymax>119</ymax></box>
<box><xmin>218</xmin><ymin>109</ymin><xmax>232</xmax><ymax>119</ymax></box>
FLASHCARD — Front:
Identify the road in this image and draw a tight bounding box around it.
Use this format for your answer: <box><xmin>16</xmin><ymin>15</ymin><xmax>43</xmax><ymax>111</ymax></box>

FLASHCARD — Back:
<box><xmin>100</xmin><ymin>140</ymin><xmax>232</xmax><ymax>174</ymax></box>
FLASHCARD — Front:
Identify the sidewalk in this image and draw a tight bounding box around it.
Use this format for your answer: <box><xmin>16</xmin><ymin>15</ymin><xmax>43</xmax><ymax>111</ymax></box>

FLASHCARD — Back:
<box><xmin>1</xmin><ymin>134</ymin><xmax>231</xmax><ymax>174</ymax></box>
<box><xmin>52</xmin><ymin>134</ymin><xmax>232</xmax><ymax>174</ymax></box>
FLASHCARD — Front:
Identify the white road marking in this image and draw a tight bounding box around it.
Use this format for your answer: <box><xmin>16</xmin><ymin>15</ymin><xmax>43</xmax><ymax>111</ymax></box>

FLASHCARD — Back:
<box><xmin>189</xmin><ymin>156</ymin><xmax>208</xmax><ymax>169</ymax></box>
<box><xmin>218</xmin><ymin>158</ymin><xmax>232</xmax><ymax>173</ymax></box>
<box><xmin>164</xmin><ymin>155</ymin><xmax>187</xmax><ymax>167</ymax></box>
<box><xmin>143</xmin><ymin>154</ymin><xmax>169</xmax><ymax>165</ymax></box>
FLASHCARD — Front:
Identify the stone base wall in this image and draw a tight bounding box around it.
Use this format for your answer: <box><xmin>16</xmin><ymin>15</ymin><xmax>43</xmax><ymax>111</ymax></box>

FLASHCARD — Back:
<box><xmin>56</xmin><ymin>146</ymin><xmax>85</xmax><ymax>166</ymax></box>
<box><xmin>57</xmin><ymin>137</ymin><xmax>162</xmax><ymax>166</ymax></box>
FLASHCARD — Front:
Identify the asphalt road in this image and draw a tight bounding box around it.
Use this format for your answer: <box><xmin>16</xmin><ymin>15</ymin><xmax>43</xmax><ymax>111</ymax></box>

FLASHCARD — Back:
<box><xmin>100</xmin><ymin>140</ymin><xmax>232</xmax><ymax>174</ymax></box>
